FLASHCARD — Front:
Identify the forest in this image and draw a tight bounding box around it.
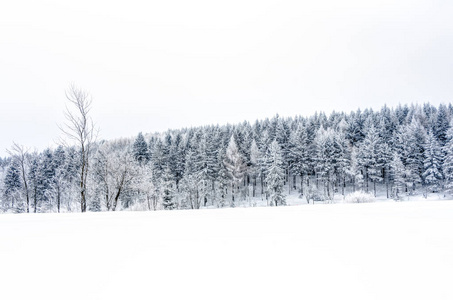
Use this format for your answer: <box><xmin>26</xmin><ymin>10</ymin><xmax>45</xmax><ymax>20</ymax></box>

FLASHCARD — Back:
<box><xmin>1</xmin><ymin>101</ymin><xmax>452</xmax><ymax>213</ymax></box>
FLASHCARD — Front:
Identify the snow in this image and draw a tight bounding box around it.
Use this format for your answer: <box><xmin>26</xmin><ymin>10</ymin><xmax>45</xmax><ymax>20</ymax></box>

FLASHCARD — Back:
<box><xmin>1</xmin><ymin>200</ymin><xmax>452</xmax><ymax>300</ymax></box>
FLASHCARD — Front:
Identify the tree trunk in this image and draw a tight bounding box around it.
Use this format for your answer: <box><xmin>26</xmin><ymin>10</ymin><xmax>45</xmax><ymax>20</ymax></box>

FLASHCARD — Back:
<box><xmin>253</xmin><ymin>177</ymin><xmax>256</xmax><ymax>197</ymax></box>
<box><xmin>57</xmin><ymin>186</ymin><xmax>61</xmax><ymax>213</ymax></box>
<box><xmin>112</xmin><ymin>187</ymin><xmax>122</xmax><ymax>211</ymax></box>
<box><xmin>34</xmin><ymin>187</ymin><xmax>37</xmax><ymax>213</ymax></box>
<box><xmin>373</xmin><ymin>180</ymin><xmax>376</xmax><ymax>197</ymax></box>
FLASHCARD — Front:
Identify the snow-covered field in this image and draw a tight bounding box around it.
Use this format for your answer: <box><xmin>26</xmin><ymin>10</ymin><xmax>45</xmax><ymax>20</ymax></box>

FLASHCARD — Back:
<box><xmin>1</xmin><ymin>200</ymin><xmax>452</xmax><ymax>300</ymax></box>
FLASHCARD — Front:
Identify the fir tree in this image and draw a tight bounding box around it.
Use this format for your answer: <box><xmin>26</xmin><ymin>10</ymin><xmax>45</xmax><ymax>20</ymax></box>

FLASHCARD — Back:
<box><xmin>180</xmin><ymin>149</ymin><xmax>199</xmax><ymax>209</ymax></box>
<box><xmin>249</xmin><ymin>139</ymin><xmax>261</xmax><ymax>198</ymax></box>
<box><xmin>265</xmin><ymin>140</ymin><xmax>286</xmax><ymax>206</ymax></box>
<box><xmin>435</xmin><ymin>104</ymin><xmax>449</xmax><ymax>146</ymax></box>
<box><xmin>215</xmin><ymin>149</ymin><xmax>229</xmax><ymax>208</ymax></box>
<box><xmin>347</xmin><ymin>146</ymin><xmax>364</xmax><ymax>192</ymax></box>
<box><xmin>313</xmin><ymin>127</ymin><xmax>336</xmax><ymax>199</ymax></box>
<box><xmin>3</xmin><ymin>163</ymin><xmax>22</xmax><ymax>211</ymax></box>
<box><xmin>224</xmin><ymin>135</ymin><xmax>246</xmax><ymax>206</ymax></box>
<box><xmin>287</xmin><ymin>123</ymin><xmax>310</xmax><ymax>195</ymax></box>
<box><xmin>161</xmin><ymin>166</ymin><xmax>176</xmax><ymax>210</ymax></box>
<box><xmin>443</xmin><ymin>121</ymin><xmax>453</xmax><ymax>194</ymax></box>
<box><xmin>357</xmin><ymin>124</ymin><xmax>383</xmax><ymax>196</ymax></box>
<box><xmin>391</xmin><ymin>153</ymin><xmax>406</xmax><ymax>200</ymax></box>
<box><xmin>132</xmin><ymin>132</ymin><xmax>150</xmax><ymax>165</ymax></box>
<box><xmin>423</xmin><ymin>131</ymin><xmax>444</xmax><ymax>193</ymax></box>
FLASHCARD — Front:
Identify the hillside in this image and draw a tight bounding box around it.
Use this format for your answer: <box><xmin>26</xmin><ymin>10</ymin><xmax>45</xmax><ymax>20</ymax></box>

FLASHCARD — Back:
<box><xmin>2</xmin><ymin>102</ymin><xmax>453</xmax><ymax>213</ymax></box>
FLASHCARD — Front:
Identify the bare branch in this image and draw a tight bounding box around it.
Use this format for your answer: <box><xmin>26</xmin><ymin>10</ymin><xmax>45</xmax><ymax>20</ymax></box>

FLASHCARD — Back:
<box><xmin>59</xmin><ymin>84</ymin><xmax>97</xmax><ymax>212</ymax></box>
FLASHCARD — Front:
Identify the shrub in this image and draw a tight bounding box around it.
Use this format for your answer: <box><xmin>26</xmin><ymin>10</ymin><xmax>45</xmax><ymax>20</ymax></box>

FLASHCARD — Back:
<box><xmin>344</xmin><ymin>191</ymin><xmax>374</xmax><ymax>203</ymax></box>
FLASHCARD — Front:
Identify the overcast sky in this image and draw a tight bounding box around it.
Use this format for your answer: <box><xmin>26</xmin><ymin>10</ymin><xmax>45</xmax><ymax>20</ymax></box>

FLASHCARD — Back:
<box><xmin>1</xmin><ymin>0</ymin><xmax>453</xmax><ymax>156</ymax></box>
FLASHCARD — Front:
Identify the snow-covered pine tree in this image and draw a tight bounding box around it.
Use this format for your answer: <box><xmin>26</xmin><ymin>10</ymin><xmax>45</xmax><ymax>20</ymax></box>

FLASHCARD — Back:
<box><xmin>51</xmin><ymin>146</ymin><xmax>68</xmax><ymax>212</ymax></box>
<box><xmin>195</xmin><ymin>134</ymin><xmax>212</xmax><ymax>207</ymax></box>
<box><xmin>435</xmin><ymin>104</ymin><xmax>450</xmax><ymax>147</ymax></box>
<box><xmin>378</xmin><ymin>142</ymin><xmax>393</xmax><ymax>198</ymax></box>
<box><xmin>287</xmin><ymin>123</ymin><xmax>310</xmax><ymax>196</ymax></box>
<box><xmin>357</xmin><ymin>124</ymin><xmax>382</xmax><ymax>196</ymax></box>
<box><xmin>347</xmin><ymin>146</ymin><xmax>363</xmax><ymax>192</ymax></box>
<box><xmin>171</xmin><ymin>132</ymin><xmax>185</xmax><ymax>187</ymax></box>
<box><xmin>215</xmin><ymin>148</ymin><xmax>229</xmax><ymax>208</ymax></box>
<box><xmin>443</xmin><ymin>121</ymin><xmax>453</xmax><ymax>195</ymax></box>
<box><xmin>265</xmin><ymin>140</ymin><xmax>286</xmax><ymax>206</ymax></box>
<box><xmin>150</xmin><ymin>139</ymin><xmax>165</xmax><ymax>180</ymax></box>
<box><xmin>224</xmin><ymin>134</ymin><xmax>246</xmax><ymax>206</ymax></box>
<box><xmin>313</xmin><ymin>127</ymin><xmax>336</xmax><ymax>199</ymax></box>
<box><xmin>423</xmin><ymin>131</ymin><xmax>444</xmax><ymax>194</ymax></box>
<box><xmin>161</xmin><ymin>166</ymin><xmax>176</xmax><ymax>210</ymax></box>
<box><xmin>180</xmin><ymin>149</ymin><xmax>199</xmax><ymax>209</ymax></box>
<box><xmin>3</xmin><ymin>163</ymin><xmax>22</xmax><ymax>212</ymax></box>
<box><xmin>391</xmin><ymin>152</ymin><xmax>406</xmax><ymax>200</ymax></box>
<box><xmin>132</xmin><ymin>132</ymin><xmax>150</xmax><ymax>165</ymax></box>
<box><xmin>40</xmin><ymin>148</ymin><xmax>56</xmax><ymax>211</ymax></box>
<box><xmin>249</xmin><ymin>139</ymin><xmax>261</xmax><ymax>198</ymax></box>
<box><xmin>332</xmin><ymin>130</ymin><xmax>350</xmax><ymax>197</ymax></box>
<box><xmin>7</xmin><ymin>143</ymin><xmax>30</xmax><ymax>213</ymax></box>
<box><xmin>27</xmin><ymin>154</ymin><xmax>41</xmax><ymax>213</ymax></box>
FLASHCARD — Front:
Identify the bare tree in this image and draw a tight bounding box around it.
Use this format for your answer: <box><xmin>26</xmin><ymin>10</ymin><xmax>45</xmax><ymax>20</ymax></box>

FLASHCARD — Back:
<box><xmin>59</xmin><ymin>84</ymin><xmax>96</xmax><ymax>212</ymax></box>
<box><xmin>93</xmin><ymin>143</ymin><xmax>136</xmax><ymax>211</ymax></box>
<box><xmin>7</xmin><ymin>143</ymin><xmax>30</xmax><ymax>213</ymax></box>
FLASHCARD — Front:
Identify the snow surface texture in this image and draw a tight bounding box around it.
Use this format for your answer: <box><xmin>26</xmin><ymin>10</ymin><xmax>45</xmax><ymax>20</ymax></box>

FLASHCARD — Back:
<box><xmin>1</xmin><ymin>201</ymin><xmax>452</xmax><ymax>300</ymax></box>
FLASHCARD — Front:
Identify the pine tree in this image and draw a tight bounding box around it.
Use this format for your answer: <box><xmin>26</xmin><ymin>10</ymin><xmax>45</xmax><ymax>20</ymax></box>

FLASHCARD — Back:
<box><xmin>224</xmin><ymin>135</ymin><xmax>246</xmax><ymax>206</ymax></box>
<box><xmin>443</xmin><ymin>121</ymin><xmax>453</xmax><ymax>194</ymax></box>
<box><xmin>313</xmin><ymin>127</ymin><xmax>336</xmax><ymax>199</ymax></box>
<box><xmin>347</xmin><ymin>146</ymin><xmax>364</xmax><ymax>192</ymax></box>
<box><xmin>423</xmin><ymin>131</ymin><xmax>444</xmax><ymax>193</ymax></box>
<box><xmin>391</xmin><ymin>153</ymin><xmax>406</xmax><ymax>200</ymax></box>
<box><xmin>3</xmin><ymin>163</ymin><xmax>22</xmax><ymax>211</ymax></box>
<box><xmin>27</xmin><ymin>155</ymin><xmax>41</xmax><ymax>213</ymax></box>
<box><xmin>215</xmin><ymin>149</ymin><xmax>229</xmax><ymax>208</ymax></box>
<box><xmin>287</xmin><ymin>123</ymin><xmax>310</xmax><ymax>196</ymax></box>
<box><xmin>161</xmin><ymin>166</ymin><xmax>176</xmax><ymax>210</ymax></box>
<box><xmin>180</xmin><ymin>149</ymin><xmax>199</xmax><ymax>209</ymax></box>
<box><xmin>394</xmin><ymin>118</ymin><xmax>426</xmax><ymax>193</ymax></box>
<box><xmin>249</xmin><ymin>139</ymin><xmax>261</xmax><ymax>198</ymax></box>
<box><xmin>357</xmin><ymin>125</ymin><xmax>382</xmax><ymax>196</ymax></box>
<box><xmin>332</xmin><ymin>130</ymin><xmax>350</xmax><ymax>197</ymax></box>
<box><xmin>435</xmin><ymin>104</ymin><xmax>449</xmax><ymax>146</ymax></box>
<box><xmin>132</xmin><ymin>132</ymin><xmax>150</xmax><ymax>165</ymax></box>
<box><xmin>265</xmin><ymin>140</ymin><xmax>286</xmax><ymax>206</ymax></box>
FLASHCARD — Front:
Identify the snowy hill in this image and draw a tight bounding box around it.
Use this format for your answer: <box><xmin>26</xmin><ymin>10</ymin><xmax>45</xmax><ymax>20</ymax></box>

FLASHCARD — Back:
<box><xmin>1</xmin><ymin>200</ymin><xmax>452</xmax><ymax>300</ymax></box>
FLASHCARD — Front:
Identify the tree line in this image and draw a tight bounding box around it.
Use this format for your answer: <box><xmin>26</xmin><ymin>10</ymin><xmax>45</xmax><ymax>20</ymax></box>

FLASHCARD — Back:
<box><xmin>1</xmin><ymin>96</ymin><xmax>453</xmax><ymax>213</ymax></box>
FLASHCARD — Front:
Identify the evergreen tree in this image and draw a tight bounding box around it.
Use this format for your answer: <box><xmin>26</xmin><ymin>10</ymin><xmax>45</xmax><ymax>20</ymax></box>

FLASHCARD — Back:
<box><xmin>3</xmin><ymin>163</ymin><xmax>22</xmax><ymax>211</ymax></box>
<box><xmin>313</xmin><ymin>127</ymin><xmax>336</xmax><ymax>199</ymax></box>
<box><xmin>347</xmin><ymin>146</ymin><xmax>364</xmax><ymax>192</ymax></box>
<box><xmin>215</xmin><ymin>149</ymin><xmax>229</xmax><ymax>208</ymax></box>
<box><xmin>443</xmin><ymin>121</ymin><xmax>453</xmax><ymax>194</ymax></box>
<box><xmin>249</xmin><ymin>139</ymin><xmax>261</xmax><ymax>197</ymax></box>
<box><xmin>435</xmin><ymin>104</ymin><xmax>449</xmax><ymax>146</ymax></box>
<box><xmin>161</xmin><ymin>166</ymin><xmax>176</xmax><ymax>210</ymax></box>
<box><xmin>265</xmin><ymin>140</ymin><xmax>286</xmax><ymax>206</ymax></box>
<box><xmin>394</xmin><ymin>118</ymin><xmax>426</xmax><ymax>193</ymax></box>
<box><xmin>27</xmin><ymin>155</ymin><xmax>41</xmax><ymax>213</ymax></box>
<box><xmin>132</xmin><ymin>132</ymin><xmax>150</xmax><ymax>165</ymax></box>
<box><xmin>180</xmin><ymin>149</ymin><xmax>199</xmax><ymax>209</ymax></box>
<box><xmin>224</xmin><ymin>135</ymin><xmax>246</xmax><ymax>206</ymax></box>
<box><xmin>391</xmin><ymin>153</ymin><xmax>406</xmax><ymax>200</ymax></box>
<box><xmin>357</xmin><ymin>125</ymin><xmax>383</xmax><ymax>196</ymax></box>
<box><xmin>423</xmin><ymin>131</ymin><xmax>444</xmax><ymax>193</ymax></box>
<box><xmin>287</xmin><ymin>123</ymin><xmax>310</xmax><ymax>195</ymax></box>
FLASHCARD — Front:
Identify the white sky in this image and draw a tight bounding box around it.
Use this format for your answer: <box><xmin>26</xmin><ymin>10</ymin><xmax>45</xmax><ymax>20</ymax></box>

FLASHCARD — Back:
<box><xmin>1</xmin><ymin>0</ymin><xmax>453</xmax><ymax>156</ymax></box>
